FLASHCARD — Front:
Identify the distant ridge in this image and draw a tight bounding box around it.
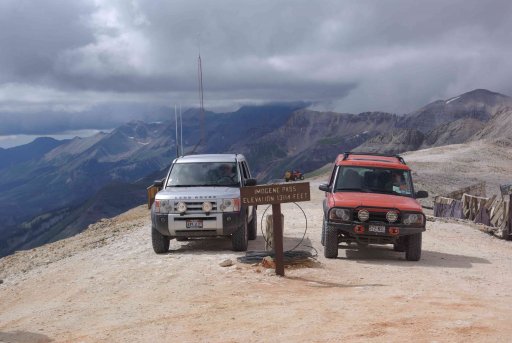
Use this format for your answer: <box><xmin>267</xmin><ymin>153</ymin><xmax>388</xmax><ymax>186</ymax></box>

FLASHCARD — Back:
<box><xmin>400</xmin><ymin>88</ymin><xmax>511</xmax><ymax>133</ymax></box>
<box><xmin>0</xmin><ymin>137</ymin><xmax>66</xmax><ymax>170</ymax></box>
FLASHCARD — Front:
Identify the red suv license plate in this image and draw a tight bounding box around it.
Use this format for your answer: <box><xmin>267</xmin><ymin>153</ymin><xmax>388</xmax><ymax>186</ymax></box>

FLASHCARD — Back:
<box><xmin>186</xmin><ymin>219</ymin><xmax>203</xmax><ymax>229</ymax></box>
<box><xmin>368</xmin><ymin>225</ymin><xmax>385</xmax><ymax>233</ymax></box>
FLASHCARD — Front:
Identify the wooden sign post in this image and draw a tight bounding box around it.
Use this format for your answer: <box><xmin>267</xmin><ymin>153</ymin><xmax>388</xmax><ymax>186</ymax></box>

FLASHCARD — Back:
<box><xmin>240</xmin><ymin>182</ymin><xmax>311</xmax><ymax>276</ymax></box>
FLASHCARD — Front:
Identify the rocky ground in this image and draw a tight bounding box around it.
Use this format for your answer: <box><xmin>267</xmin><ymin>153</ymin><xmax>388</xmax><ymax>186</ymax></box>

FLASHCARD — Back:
<box><xmin>1</xmin><ymin>141</ymin><xmax>512</xmax><ymax>342</ymax></box>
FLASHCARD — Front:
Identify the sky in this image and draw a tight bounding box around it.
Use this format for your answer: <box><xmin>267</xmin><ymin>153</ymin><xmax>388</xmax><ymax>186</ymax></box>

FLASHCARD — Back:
<box><xmin>1</xmin><ymin>0</ymin><xmax>512</xmax><ymax>146</ymax></box>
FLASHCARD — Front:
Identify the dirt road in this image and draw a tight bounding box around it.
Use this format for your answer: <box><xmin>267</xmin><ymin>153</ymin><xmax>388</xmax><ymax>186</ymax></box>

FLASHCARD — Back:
<box><xmin>1</xmin><ymin>181</ymin><xmax>512</xmax><ymax>342</ymax></box>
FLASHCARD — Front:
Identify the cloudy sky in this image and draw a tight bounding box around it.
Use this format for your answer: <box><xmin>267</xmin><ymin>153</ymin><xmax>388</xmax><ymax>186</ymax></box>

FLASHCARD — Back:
<box><xmin>1</xmin><ymin>0</ymin><xmax>512</xmax><ymax>146</ymax></box>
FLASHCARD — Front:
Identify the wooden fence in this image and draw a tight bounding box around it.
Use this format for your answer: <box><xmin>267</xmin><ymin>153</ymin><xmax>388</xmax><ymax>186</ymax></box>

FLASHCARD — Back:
<box><xmin>435</xmin><ymin>191</ymin><xmax>511</xmax><ymax>240</ymax></box>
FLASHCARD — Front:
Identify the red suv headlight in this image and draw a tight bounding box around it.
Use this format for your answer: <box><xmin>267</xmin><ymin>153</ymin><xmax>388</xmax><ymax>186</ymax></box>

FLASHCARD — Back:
<box><xmin>329</xmin><ymin>208</ymin><xmax>351</xmax><ymax>222</ymax></box>
<box><xmin>402</xmin><ymin>213</ymin><xmax>424</xmax><ymax>226</ymax></box>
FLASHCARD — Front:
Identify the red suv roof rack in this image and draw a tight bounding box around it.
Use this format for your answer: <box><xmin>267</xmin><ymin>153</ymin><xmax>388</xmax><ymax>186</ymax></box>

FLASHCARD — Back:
<box><xmin>342</xmin><ymin>151</ymin><xmax>406</xmax><ymax>165</ymax></box>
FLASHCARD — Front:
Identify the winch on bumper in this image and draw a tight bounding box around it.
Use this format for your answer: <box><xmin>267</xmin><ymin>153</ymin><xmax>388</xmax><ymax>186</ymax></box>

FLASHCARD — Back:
<box><xmin>153</xmin><ymin>211</ymin><xmax>246</xmax><ymax>238</ymax></box>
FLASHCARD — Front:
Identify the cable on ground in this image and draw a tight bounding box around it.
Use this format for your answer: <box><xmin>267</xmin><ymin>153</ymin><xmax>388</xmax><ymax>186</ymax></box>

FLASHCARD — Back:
<box><xmin>237</xmin><ymin>202</ymin><xmax>318</xmax><ymax>264</ymax></box>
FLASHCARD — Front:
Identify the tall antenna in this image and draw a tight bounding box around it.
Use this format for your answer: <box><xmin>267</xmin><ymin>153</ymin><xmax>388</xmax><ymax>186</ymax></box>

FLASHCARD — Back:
<box><xmin>179</xmin><ymin>104</ymin><xmax>183</xmax><ymax>156</ymax></box>
<box><xmin>174</xmin><ymin>105</ymin><xmax>179</xmax><ymax>157</ymax></box>
<box><xmin>197</xmin><ymin>53</ymin><xmax>205</xmax><ymax>145</ymax></box>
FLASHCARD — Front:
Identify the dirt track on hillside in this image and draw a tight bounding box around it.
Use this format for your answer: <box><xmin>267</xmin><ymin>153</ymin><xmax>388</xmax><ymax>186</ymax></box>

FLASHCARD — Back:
<box><xmin>1</xmin><ymin>178</ymin><xmax>512</xmax><ymax>342</ymax></box>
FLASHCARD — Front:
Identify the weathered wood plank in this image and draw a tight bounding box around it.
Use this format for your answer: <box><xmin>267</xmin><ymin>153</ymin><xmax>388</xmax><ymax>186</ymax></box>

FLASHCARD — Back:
<box><xmin>491</xmin><ymin>205</ymin><xmax>504</xmax><ymax>227</ymax></box>
<box><xmin>485</xmin><ymin>195</ymin><xmax>497</xmax><ymax>210</ymax></box>
<box><xmin>490</xmin><ymin>199</ymin><xmax>502</xmax><ymax>219</ymax></box>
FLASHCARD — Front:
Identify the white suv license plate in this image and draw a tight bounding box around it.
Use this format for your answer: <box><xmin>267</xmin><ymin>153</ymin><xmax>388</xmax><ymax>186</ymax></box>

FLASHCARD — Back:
<box><xmin>186</xmin><ymin>219</ymin><xmax>203</xmax><ymax>229</ymax></box>
<box><xmin>368</xmin><ymin>225</ymin><xmax>386</xmax><ymax>233</ymax></box>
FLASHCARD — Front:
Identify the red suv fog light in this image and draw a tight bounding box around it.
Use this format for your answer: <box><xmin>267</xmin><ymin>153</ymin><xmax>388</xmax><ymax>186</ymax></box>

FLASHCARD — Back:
<box><xmin>354</xmin><ymin>225</ymin><xmax>365</xmax><ymax>234</ymax></box>
<box><xmin>389</xmin><ymin>227</ymin><xmax>400</xmax><ymax>236</ymax></box>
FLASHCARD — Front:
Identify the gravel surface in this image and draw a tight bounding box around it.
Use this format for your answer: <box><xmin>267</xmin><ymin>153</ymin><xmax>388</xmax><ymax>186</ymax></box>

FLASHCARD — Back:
<box><xmin>1</xmin><ymin>143</ymin><xmax>512</xmax><ymax>342</ymax></box>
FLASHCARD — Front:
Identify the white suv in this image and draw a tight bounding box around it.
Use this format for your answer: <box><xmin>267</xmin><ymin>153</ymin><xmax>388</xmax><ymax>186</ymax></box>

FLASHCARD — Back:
<box><xmin>150</xmin><ymin>154</ymin><xmax>257</xmax><ymax>253</ymax></box>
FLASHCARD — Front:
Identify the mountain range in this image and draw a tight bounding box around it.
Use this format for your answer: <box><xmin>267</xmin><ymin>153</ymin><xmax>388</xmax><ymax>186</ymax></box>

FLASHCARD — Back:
<box><xmin>1</xmin><ymin>88</ymin><xmax>511</xmax><ymax>257</ymax></box>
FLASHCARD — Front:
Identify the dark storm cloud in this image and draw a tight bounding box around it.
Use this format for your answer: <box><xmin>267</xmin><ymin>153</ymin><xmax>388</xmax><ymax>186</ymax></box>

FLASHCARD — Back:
<box><xmin>0</xmin><ymin>0</ymin><xmax>95</xmax><ymax>83</ymax></box>
<box><xmin>1</xmin><ymin>0</ymin><xmax>512</xmax><ymax>135</ymax></box>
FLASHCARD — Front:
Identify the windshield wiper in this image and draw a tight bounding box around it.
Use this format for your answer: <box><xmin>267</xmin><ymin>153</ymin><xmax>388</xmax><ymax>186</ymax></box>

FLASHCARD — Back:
<box><xmin>335</xmin><ymin>187</ymin><xmax>370</xmax><ymax>192</ymax></box>
<box><xmin>368</xmin><ymin>189</ymin><xmax>411</xmax><ymax>196</ymax></box>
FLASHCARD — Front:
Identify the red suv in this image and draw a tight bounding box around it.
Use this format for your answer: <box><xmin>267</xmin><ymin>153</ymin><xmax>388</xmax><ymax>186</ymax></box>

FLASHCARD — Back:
<box><xmin>319</xmin><ymin>152</ymin><xmax>428</xmax><ymax>261</ymax></box>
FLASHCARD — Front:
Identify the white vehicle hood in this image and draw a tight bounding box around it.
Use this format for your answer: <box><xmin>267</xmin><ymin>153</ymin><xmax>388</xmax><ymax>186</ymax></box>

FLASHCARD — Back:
<box><xmin>155</xmin><ymin>186</ymin><xmax>240</xmax><ymax>200</ymax></box>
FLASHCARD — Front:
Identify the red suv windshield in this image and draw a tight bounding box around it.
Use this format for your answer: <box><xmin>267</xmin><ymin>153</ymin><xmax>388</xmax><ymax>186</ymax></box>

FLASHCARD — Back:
<box><xmin>335</xmin><ymin>166</ymin><xmax>413</xmax><ymax>196</ymax></box>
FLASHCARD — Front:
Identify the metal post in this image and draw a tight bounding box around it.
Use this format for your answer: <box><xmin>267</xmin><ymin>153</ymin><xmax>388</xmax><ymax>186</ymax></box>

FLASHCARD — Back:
<box><xmin>272</xmin><ymin>204</ymin><xmax>284</xmax><ymax>276</ymax></box>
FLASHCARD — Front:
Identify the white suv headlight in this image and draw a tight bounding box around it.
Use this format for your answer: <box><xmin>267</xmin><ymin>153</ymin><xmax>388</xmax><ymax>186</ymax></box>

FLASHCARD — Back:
<box><xmin>154</xmin><ymin>199</ymin><xmax>173</xmax><ymax>213</ymax></box>
<box><xmin>220</xmin><ymin>198</ymin><xmax>241</xmax><ymax>212</ymax></box>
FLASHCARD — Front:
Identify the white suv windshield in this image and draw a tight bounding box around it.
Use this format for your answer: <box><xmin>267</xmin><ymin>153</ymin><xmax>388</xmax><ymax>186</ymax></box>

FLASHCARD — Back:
<box><xmin>167</xmin><ymin>162</ymin><xmax>240</xmax><ymax>187</ymax></box>
<box><xmin>335</xmin><ymin>166</ymin><xmax>413</xmax><ymax>196</ymax></box>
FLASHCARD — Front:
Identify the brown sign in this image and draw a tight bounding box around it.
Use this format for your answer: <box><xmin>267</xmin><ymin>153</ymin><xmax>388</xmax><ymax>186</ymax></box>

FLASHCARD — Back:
<box><xmin>240</xmin><ymin>182</ymin><xmax>310</xmax><ymax>206</ymax></box>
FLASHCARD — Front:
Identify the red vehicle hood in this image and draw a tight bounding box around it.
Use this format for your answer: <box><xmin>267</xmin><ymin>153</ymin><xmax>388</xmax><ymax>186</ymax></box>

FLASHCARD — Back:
<box><xmin>332</xmin><ymin>192</ymin><xmax>423</xmax><ymax>212</ymax></box>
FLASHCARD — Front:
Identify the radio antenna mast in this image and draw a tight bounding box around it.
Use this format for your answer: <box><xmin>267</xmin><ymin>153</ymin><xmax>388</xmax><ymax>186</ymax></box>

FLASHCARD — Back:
<box><xmin>198</xmin><ymin>52</ymin><xmax>205</xmax><ymax>145</ymax></box>
<box><xmin>174</xmin><ymin>105</ymin><xmax>179</xmax><ymax>157</ymax></box>
<box><xmin>188</xmin><ymin>39</ymin><xmax>205</xmax><ymax>155</ymax></box>
<box><xmin>179</xmin><ymin>104</ymin><xmax>183</xmax><ymax>156</ymax></box>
